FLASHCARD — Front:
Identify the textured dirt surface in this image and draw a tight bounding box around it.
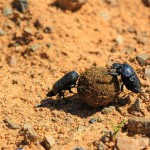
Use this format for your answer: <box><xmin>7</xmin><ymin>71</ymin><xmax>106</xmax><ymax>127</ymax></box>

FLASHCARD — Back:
<box><xmin>0</xmin><ymin>0</ymin><xmax>150</xmax><ymax>150</ymax></box>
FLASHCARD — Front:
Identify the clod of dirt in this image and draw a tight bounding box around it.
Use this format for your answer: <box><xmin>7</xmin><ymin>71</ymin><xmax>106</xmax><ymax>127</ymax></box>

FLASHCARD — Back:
<box><xmin>57</xmin><ymin>0</ymin><xmax>87</xmax><ymax>11</ymax></box>
<box><xmin>77</xmin><ymin>67</ymin><xmax>120</xmax><ymax>107</ymax></box>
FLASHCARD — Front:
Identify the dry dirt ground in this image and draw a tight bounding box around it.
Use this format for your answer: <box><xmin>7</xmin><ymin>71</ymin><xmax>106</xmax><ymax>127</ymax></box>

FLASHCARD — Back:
<box><xmin>0</xmin><ymin>0</ymin><xmax>150</xmax><ymax>150</ymax></box>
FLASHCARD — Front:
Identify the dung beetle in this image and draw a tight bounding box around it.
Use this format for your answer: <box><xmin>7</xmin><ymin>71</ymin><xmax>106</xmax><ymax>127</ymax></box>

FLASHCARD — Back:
<box><xmin>46</xmin><ymin>71</ymin><xmax>79</xmax><ymax>98</ymax></box>
<box><xmin>109</xmin><ymin>63</ymin><xmax>148</xmax><ymax>100</ymax></box>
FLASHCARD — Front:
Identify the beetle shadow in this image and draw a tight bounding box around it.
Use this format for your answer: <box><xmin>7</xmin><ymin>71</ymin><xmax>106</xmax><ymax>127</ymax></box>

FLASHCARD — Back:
<box><xmin>35</xmin><ymin>95</ymin><xmax>103</xmax><ymax>118</ymax></box>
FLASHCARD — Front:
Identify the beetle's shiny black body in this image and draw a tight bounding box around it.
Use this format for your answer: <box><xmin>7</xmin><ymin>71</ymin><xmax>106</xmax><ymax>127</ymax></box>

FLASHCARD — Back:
<box><xmin>46</xmin><ymin>71</ymin><xmax>79</xmax><ymax>98</ymax></box>
<box><xmin>110</xmin><ymin>63</ymin><xmax>141</xmax><ymax>93</ymax></box>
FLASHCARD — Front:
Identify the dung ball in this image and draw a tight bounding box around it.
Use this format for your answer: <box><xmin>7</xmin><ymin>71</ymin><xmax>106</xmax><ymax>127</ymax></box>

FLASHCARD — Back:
<box><xmin>77</xmin><ymin>67</ymin><xmax>120</xmax><ymax>107</ymax></box>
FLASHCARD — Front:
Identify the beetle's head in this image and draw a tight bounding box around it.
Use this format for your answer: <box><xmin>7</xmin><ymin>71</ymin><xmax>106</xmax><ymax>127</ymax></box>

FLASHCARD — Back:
<box><xmin>111</xmin><ymin>63</ymin><xmax>122</xmax><ymax>70</ymax></box>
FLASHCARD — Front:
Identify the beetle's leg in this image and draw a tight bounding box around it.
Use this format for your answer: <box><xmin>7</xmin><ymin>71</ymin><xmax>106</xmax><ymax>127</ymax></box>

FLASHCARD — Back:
<box><xmin>121</xmin><ymin>83</ymin><xmax>124</xmax><ymax>92</ymax></box>
<box><xmin>58</xmin><ymin>91</ymin><xmax>64</xmax><ymax>98</ymax></box>
<box><xmin>69</xmin><ymin>89</ymin><xmax>74</xmax><ymax>93</ymax></box>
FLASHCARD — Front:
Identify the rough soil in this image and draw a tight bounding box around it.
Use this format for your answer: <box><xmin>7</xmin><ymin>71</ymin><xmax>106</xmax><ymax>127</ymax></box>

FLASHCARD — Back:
<box><xmin>0</xmin><ymin>0</ymin><xmax>150</xmax><ymax>150</ymax></box>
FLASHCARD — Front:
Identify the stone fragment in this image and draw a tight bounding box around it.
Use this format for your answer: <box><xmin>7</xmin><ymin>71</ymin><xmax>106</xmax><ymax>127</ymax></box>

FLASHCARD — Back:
<box><xmin>98</xmin><ymin>141</ymin><xmax>107</xmax><ymax>150</ymax></box>
<box><xmin>77</xmin><ymin>125</ymin><xmax>86</xmax><ymax>132</ymax></box>
<box><xmin>128</xmin><ymin>99</ymin><xmax>143</xmax><ymax>113</ymax></box>
<box><xmin>4</xmin><ymin>118</ymin><xmax>21</xmax><ymax>129</ymax></box>
<box><xmin>43</xmin><ymin>135</ymin><xmax>55</xmax><ymax>149</ymax></box>
<box><xmin>127</xmin><ymin>118</ymin><xmax>150</xmax><ymax>135</ymax></box>
<box><xmin>114</xmin><ymin>35</ymin><xmax>124</xmax><ymax>44</ymax></box>
<box><xmin>101</xmin><ymin>106</ymin><xmax>115</xmax><ymax>115</ymax></box>
<box><xmin>101</xmin><ymin>132</ymin><xmax>113</xmax><ymax>143</ymax></box>
<box><xmin>104</xmin><ymin>0</ymin><xmax>119</xmax><ymax>6</ymax></box>
<box><xmin>115</xmin><ymin>137</ymin><xmax>149</xmax><ymax>150</ymax></box>
<box><xmin>89</xmin><ymin>118</ymin><xmax>96</xmax><ymax>124</ymax></box>
<box><xmin>100</xmin><ymin>11</ymin><xmax>111</xmax><ymax>21</ymax></box>
<box><xmin>136</xmin><ymin>54</ymin><xmax>149</xmax><ymax>66</ymax></box>
<box><xmin>13</xmin><ymin>0</ymin><xmax>28</xmax><ymax>13</ymax></box>
<box><xmin>30</xmin><ymin>44</ymin><xmax>41</xmax><ymax>52</ymax></box>
<box><xmin>44</xmin><ymin>27</ymin><xmax>52</xmax><ymax>33</ymax></box>
<box><xmin>23</xmin><ymin>27</ymin><xmax>33</xmax><ymax>35</ymax></box>
<box><xmin>6</xmin><ymin>55</ymin><xmax>17</xmax><ymax>66</ymax></box>
<box><xmin>145</xmin><ymin>68</ymin><xmax>150</xmax><ymax>81</ymax></box>
<box><xmin>20</xmin><ymin>124</ymin><xmax>38</xmax><ymax>144</ymax></box>
<box><xmin>57</xmin><ymin>0</ymin><xmax>87</xmax><ymax>11</ymax></box>
<box><xmin>3</xmin><ymin>6</ymin><xmax>13</xmax><ymax>16</ymax></box>
<box><xmin>73</xmin><ymin>147</ymin><xmax>85</xmax><ymax>150</ymax></box>
<box><xmin>0</xmin><ymin>29</ymin><xmax>6</xmax><ymax>36</ymax></box>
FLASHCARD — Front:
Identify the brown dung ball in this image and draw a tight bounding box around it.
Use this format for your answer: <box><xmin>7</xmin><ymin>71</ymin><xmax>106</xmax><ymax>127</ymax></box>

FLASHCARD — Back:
<box><xmin>57</xmin><ymin>0</ymin><xmax>87</xmax><ymax>11</ymax></box>
<box><xmin>77</xmin><ymin>67</ymin><xmax>120</xmax><ymax>107</ymax></box>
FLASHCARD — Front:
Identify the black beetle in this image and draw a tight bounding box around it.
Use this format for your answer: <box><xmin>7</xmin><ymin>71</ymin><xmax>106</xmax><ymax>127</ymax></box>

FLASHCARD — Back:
<box><xmin>46</xmin><ymin>71</ymin><xmax>79</xmax><ymax>98</ymax></box>
<box><xmin>109</xmin><ymin>63</ymin><xmax>148</xmax><ymax>100</ymax></box>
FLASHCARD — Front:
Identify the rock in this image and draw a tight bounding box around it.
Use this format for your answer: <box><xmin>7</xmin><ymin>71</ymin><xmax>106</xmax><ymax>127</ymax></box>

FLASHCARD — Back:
<box><xmin>6</xmin><ymin>55</ymin><xmax>17</xmax><ymax>66</ymax></box>
<box><xmin>43</xmin><ymin>135</ymin><xmax>55</xmax><ymax>149</ymax></box>
<box><xmin>73</xmin><ymin>147</ymin><xmax>85</xmax><ymax>150</ymax></box>
<box><xmin>122</xmin><ymin>46</ymin><xmax>136</xmax><ymax>54</ymax></box>
<box><xmin>23</xmin><ymin>27</ymin><xmax>33</xmax><ymax>36</ymax></box>
<box><xmin>145</xmin><ymin>68</ymin><xmax>150</xmax><ymax>81</ymax></box>
<box><xmin>20</xmin><ymin>124</ymin><xmax>38</xmax><ymax>144</ymax></box>
<box><xmin>46</xmin><ymin>43</ymin><xmax>52</xmax><ymax>48</ymax></box>
<box><xmin>0</xmin><ymin>29</ymin><xmax>6</xmax><ymax>36</ymax></box>
<box><xmin>30</xmin><ymin>44</ymin><xmax>41</xmax><ymax>52</ymax></box>
<box><xmin>13</xmin><ymin>0</ymin><xmax>28</xmax><ymax>13</ymax></box>
<box><xmin>4</xmin><ymin>118</ymin><xmax>21</xmax><ymax>129</ymax></box>
<box><xmin>101</xmin><ymin>132</ymin><xmax>113</xmax><ymax>143</ymax></box>
<box><xmin>100</xmin><ymin>11</ymin><xmax>111</xmax><ymax>21</ymax></box>
<box><xmin>101</xmin><ymin>106</ymin><xmax>115</xmax><ymax>115</ymax></box>
<box><xmin>127</xmin><ymin>118</ymin><xmax>150</xmax><ymax>135</ymax></box>
<box><xmin>98</xmin><ymin>141</ymin><xmax>107</xmax><ymax>150</ymax></box>
<box><xmin>57</xmin><ymin>0</ymin><xmax>87</xmax><ymax>11</ymax></box>
<box><xmin>89</xmin><ymin>118</ymin><xmax>96</xmax><ymax>124</ymax></box>
<box><xmin>136</xmin><ymin>36</ymin><xmax>148</xmax><ymax>45</ymax></box>
<box><xmin>77</xmin><ymin>125</ymin><xmax>86</xmax><ymax>132</ymax></box>
<box><xmin>104</xmin><ymin>0</ymin><xmax>119</xmax><ymax>6</ymax></box>
<box><xmin>136</xmin><ymin>54</ymin><xmax>149</xmax><ymax>66</ymax></box>
<box><xmin>114</xmin><ymin>35</ymin><xmax>124</xmax><ymax>45</ymax></box>
<box><xmin>77</xmin><ymin>67</ymin><xmax>120</xmax><ymax>107</ymax></box>
<box><xmin>97</xmin><ymin>117</ymin><xmax>104</xmax><ymax>123</ymax></box>
<box><xmin>142</xmin><ymin>0</ymin><xmax>150</xmax><ymax>7</ymax></box>
<box><xmin>115</xmin><ymin>137</ymin><xmax>149</xmax><ymax>150</ymax></box>
<box><xmin>128</xmin><ymin>99</ymin><xmax>143</xmax><ymax>113</ymax></box>
<box><xmin>43</xmin><ymin>27</ymin><xmax>52</xmax><ymax>33</ymax></box>
<box><xmin>3</xmin><ymin>6</ymin><xmax>13</xmax><ymax>16</ymax></box>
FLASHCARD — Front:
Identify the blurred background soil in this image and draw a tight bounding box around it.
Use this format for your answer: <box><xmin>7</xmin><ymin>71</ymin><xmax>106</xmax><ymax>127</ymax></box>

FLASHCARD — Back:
<box><xmin>0</xmin><ymin>0</ymin><xmax>150</xmax><ymax>149</ymax></box>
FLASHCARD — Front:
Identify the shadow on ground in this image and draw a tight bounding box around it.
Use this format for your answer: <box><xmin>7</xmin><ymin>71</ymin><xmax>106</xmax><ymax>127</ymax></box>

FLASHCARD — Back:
<box><xmin>35</xmin><ymin>95</ymin><xmax>104</xmax><ymax>118</ymax></box>
<box><xmin>35</xmin><ymin>94</ymin><xmax>130</xmax><ymax>118</ymax></box>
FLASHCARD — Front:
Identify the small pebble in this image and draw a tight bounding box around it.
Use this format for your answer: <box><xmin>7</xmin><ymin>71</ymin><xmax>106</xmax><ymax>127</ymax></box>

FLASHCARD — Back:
<box><xmin>89</xmin><ymin>118</ymin><xmax>97</xmax><ymax>124</ymax></box>
<box><xmin>101</xmin><ymin>132</ymin><xmax>113</xmax><ymax>143</ymax></box>
<box><xmin>77</xmin><ymin>125</ymin><xmax>86</xmax><ymax>132</ymax></box>
<box><xmin>98</xmin><ymin>141</ymin><xmax>107</xmax><ymax>150</ymax></box>
<box><xmin>73</xmin><ymin>147</ymin><xmax>85</xmax><ymax>150</ymax></box>
<box><xmin>30</xmin><ymin>44</ymin><xmax>41</xmax><ymax>52</ymax></box>
<box><xmin>3</xmin><ymin>6</ymin><xmax>13</xmax><ymax>16</ymax></box>
<box><xmin>0</xmin><ymin>29</ymin><xmax>6</xmax><ymax>36</ymax></box>
<box><xmin>136</xmin><ymin>54</ymin><xmax>149</xmax><ymax>66</ymax></box>
<box><xmin>145</xmin><ymin>68</ymin><xmax>150</xmax><ymax>81</ymax></box>
<box><xmin>104</xmin><ymin>0</ymin><xmax>119</xmax><ymax>6</ymax></box>
<box><xmin>4</xmin><ymin>118</ymin><xmax>20</xmax><ymax>129</ymax></box>
<box><xmin>43</xmin><ymin>135</ymin><xmax>55</xmax><ymax>149</ymax></box>
<box><xmin>128</xmin><ymin>98</ymin><xmax>143</xmax><ymax>113</ymax></box>
<box><xmin>114</xmin><ymin>35</ymin><xmax>124</xmax><ymax>45</ymax></box>
<box><xmin>101</xmin><ymin>106</ymin><xmax>115</xmax><ymax>115</ymax></box>
<box><xmin>100</xmin><ymin>11</ymin><xmax>111</xmax><ymax>21</ymax></box>
<box><xmin>6</xmin><ymin>55</ymin><xmax>17</xmax><ymax>66</ymax></box>
<box><xmin>13</xmin><ymin>0</ymin><xmax>28</xmax><ymax>13</ymax></box>
<box><xmin>44</xmin><ymin>27</ymin><xmax>52</xmax><ymax>33</ymax></box>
